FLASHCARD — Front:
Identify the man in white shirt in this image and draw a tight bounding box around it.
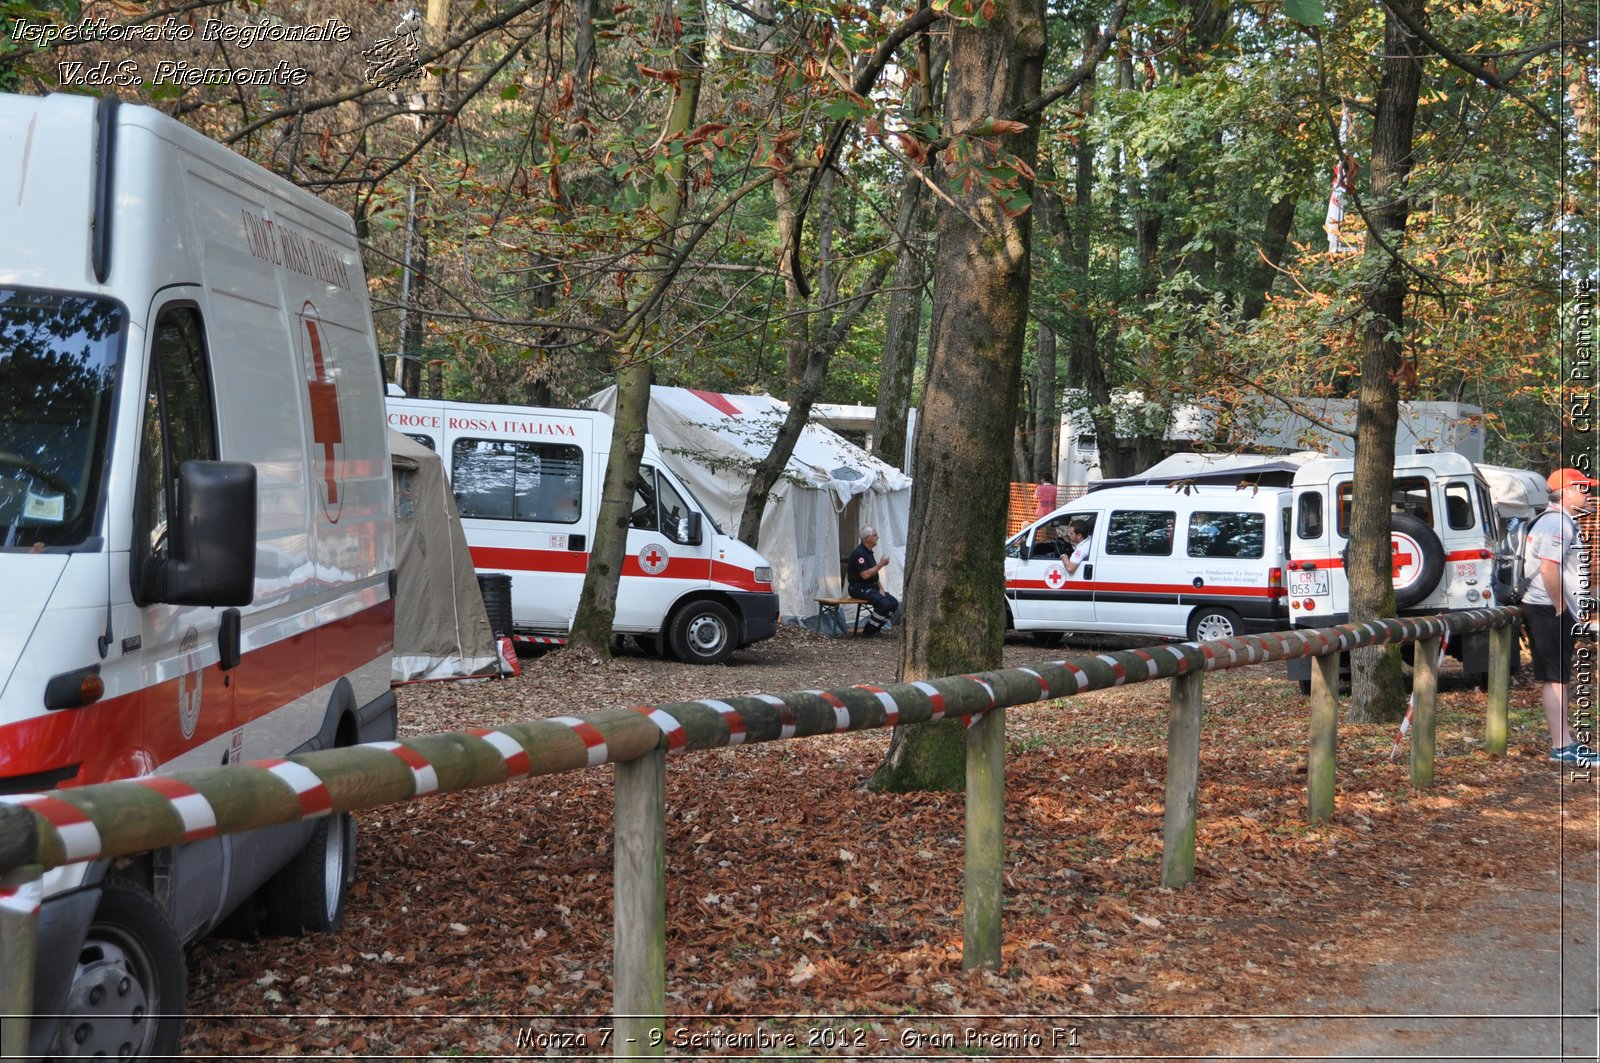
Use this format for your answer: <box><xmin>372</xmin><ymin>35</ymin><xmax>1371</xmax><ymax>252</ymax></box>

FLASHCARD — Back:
<box><xmin>1063</xmin><ymin>520</ymin><xmax>1093</xmax><ymax>577</ymax></box>
<box><xmin>1524</xmin><ymin>467</ymin><xmax>1595</xmax><ymax>765</ymax></box>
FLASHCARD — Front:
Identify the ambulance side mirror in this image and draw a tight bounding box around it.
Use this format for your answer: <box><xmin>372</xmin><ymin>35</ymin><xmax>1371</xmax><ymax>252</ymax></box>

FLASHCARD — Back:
<box><xmin>156</xmin><ymin>461</ymin><xmax>258</xmax><ymax>607</ymax></box>
<box><xmin>682</xmin><ymin>511</ymin><xmax>703</xmax><ymax>546</ymax></box>
<box><xmin>1018</xmin><ymin>541</ymin><xmax>1032</xmax><ymax>561</ymax></box>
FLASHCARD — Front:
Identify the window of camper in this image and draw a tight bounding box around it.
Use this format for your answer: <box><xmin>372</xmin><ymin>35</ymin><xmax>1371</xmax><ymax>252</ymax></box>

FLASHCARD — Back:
<box><xmin>451</xmin><ymin>439</ymin><xmax>582</xmax><ymax>523</ymax></box>
<box><xmin>1443</xmin><ymin>481</ymin><xmax>1475</xmax><ymax>530</ymax></box>
<box><xmin>1296</xmin><ymin>491</ymin><xmax>1323</xmax><ymax>539</ymax></box>
<box><xmin>0</xmin><ymin>287</ymin><xmax>125</xmax><ymax>550</ymax></box>
<box><xmin>1106</xmin><ymin>510</ymin><xmax>1176</xmax><ymax>556</ymax></box>
<box><xmin>1187</xmin><ymin>511</ymin><xmax>1266</xmax><ymax>558</ymax></box>
<box><xmin>1335</xmin><ymin>476</ymin><xmax>1432</xmax><ymax>537</ymax></box>
<box><xmin>406</xmin><ymin>433</ymin><xmax>435</xmax><ymax>451</ymax></box>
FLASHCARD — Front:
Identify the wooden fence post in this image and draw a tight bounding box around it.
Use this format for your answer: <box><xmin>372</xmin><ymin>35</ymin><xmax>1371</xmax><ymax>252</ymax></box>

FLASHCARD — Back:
<box><xmin>1307</xmin><ymin>653</ymin><xmax>1339</xmax><ymax>824</ymax></box>
<box><xmin>963</xmin><ymin>707</ymin><xmax>1004</xmax><ymax>971</ymax></box>
<box><xmin>1162</xmin><ymin>671</ymin><xmax>1204</xmax><ymax>888</ymax></box>
<box><xmin>0</xmin><ymin>865</ymin><xmax>40</xmax><ymax>1062</ymax></box>
<box><xmin>1411</xmin><ymin>635</ymin><xmax>1441</xmax><ymax>787</ymax></box>
<box><xmin>614</xmin><ymin>751</ymin><xmax>666</xmax><ymax>1058</ymax></box>
<box><xmin>1485</xmin><ymin>623</ymin><xmax>1512</xmax><ymax>756</ymax></box>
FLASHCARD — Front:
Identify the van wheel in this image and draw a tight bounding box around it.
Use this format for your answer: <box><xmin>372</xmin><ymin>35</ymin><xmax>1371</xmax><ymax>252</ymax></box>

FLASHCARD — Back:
<box><xmin>56</xmin><ymin>881</ymin><xmax>186</xmax><ymax>1059</ymax></box>
<box><xmin>1390</xmin><ymin>514</ymin><xmax>1446</xmax><ymax>609</ymax></box>
<box><xmin>258</xmin><ymin>812</ymin><xmax>356</xmax><ymax>935</ymax></box>
<box><xmin>668</xmin><ymin>601</ymin><xmax>737</xmax><ymax>664</ymax></box>
<box><xmin>1188</xmin><ymin>606</ymin><xmax>1243</xmax><ymax>642</ymax></box>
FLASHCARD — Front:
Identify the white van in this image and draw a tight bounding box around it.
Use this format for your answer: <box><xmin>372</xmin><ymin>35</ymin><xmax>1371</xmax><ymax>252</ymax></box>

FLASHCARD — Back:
<box><xmin>386</xmin><ymin>397</ymin><xmax>779</xmax><ymax>664</ymax></box>
<box><xmin>1005</xmin><ymin>483</ymin><xmax>1293</xmax><ymax>643</ymax></box>
<box><xmin>1286</xmin><ymin>452</ymin><xmax>1500</xmax><ymax>682</ymax></box>
<box><xmin>0</xmin><ymin>93</ymin><xmax>394</xmax><ymax>1057</ymax></box>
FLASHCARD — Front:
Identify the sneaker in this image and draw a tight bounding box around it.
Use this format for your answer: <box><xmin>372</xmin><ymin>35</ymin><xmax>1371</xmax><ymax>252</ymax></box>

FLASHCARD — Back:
<box><xmin>1552</xmin><ymin>743</ymin><xmax>1598</xmax><ymax>766</ymax></box>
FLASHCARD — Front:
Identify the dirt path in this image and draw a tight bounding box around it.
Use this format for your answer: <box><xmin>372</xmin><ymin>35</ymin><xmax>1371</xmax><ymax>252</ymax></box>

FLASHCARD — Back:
<box><xmin>1200</xmin><ymin>803</ymin><xmax>1598</xmax><ymax>1062</ymax></box>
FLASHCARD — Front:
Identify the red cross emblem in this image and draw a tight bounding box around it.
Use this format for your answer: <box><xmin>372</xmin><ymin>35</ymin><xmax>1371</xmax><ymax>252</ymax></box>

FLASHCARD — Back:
<box><xmin>300</xmin><ymin>302</ymin><xmax>343</xmax><ymax>523</ymax></box>
<box><xmin>1391</xmin><ymin>535</ymin><xmax>1419</xmax><ymax>582</ymax></box>
<box><xmin>639</xmin><ymin>543</ymin><xmax>669</xmax><ymax>575</ymax></box>
<box><xmin>1044</xmin><ymin>564</ymin><xmax>1067</xmax><ymax>589</ymax></box>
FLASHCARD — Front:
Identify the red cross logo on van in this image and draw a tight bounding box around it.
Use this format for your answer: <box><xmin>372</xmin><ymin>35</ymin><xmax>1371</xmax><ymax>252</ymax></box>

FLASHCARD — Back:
<box><xmin>299</xmin><ymin>301</ymin><xmax>344</xmax><ymax>523</ymax></box>
<box><xmin>1044</xmin><ymin>564</ymin><xmax>1067</xmax><ymax>589</ymax></box>
<box><xmin>639</xmin><ymin>543</ymin><xmax>670</xmax><ymax>575</ymax></box>
<box><xmin>1391</xmin><ymin>536</ymin><xmax>1419</xmax><ymax>582</ymax></box>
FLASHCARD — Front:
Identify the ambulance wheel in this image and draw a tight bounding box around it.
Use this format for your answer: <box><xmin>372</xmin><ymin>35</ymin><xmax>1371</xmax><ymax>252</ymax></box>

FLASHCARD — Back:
<box><xmin>1188</xmin><ymin>606</ymin><xmax>1242</xmax><ymax>642</ymax></box>
<box><xmin>1390</xmin><ymin>514</ymin><xmax>1446</xmax><ymax>609</ymax></box>
<box><xmin>669</xmin><ymin>601</ymin><xmax>737</xmax><ymax>664</ymax></box>
<box><xmin>258</xmin><ymin>812</ymin><xmax>356</xmax><ymax>935</ymax></box>
<box><xmin>58</xmin><ymin>881</ymin><xmax>186</xmax><ymax>1059</ymax></box>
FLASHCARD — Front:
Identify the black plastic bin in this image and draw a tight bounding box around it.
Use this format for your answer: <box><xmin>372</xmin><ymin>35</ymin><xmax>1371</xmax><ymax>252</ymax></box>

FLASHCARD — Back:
<box><xmin>477</xmin><ymin>573</ymin><xmax>514</xmax><ymax>639</ymax></box>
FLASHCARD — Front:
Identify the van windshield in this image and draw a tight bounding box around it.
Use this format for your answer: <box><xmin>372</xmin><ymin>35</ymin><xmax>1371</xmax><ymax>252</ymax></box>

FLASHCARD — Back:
<box><xmin>0</xmin><ymin>288</ymin><xmax>125</xmax><ymax>550</ymax></box>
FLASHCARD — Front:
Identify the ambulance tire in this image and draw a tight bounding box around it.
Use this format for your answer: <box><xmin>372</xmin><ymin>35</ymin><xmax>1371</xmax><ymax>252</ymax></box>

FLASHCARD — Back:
<box><xmin>258</xmin><ymin>812</ymin><xmax>357</xmax><ymax>936</ymax></box>
<box><xmin>1390</xmin><ymin>514</ymin><xmax>1446</xmax><ymax>609</ymax></box>
<box><xmin>668</xmin><ymin>601</ymin><xmax>737</xmax><ymax>664</ymax></box>
<box><xmin>61</xmin><ymin>880</ymin><xmax>186</xmax><ymax>1059</ymax></box>
<box><xmin>1188</xmin><ymin>606</ymin><xmax>1243</xmax><ymax>643</ymax></box>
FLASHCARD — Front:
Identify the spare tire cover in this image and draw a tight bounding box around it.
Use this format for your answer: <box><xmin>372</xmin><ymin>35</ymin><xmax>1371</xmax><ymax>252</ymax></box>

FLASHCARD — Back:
<box><xmin>1390</xmin><ymin>513</ymin><xmax>1446</xmax><ymax>608</ymax></box>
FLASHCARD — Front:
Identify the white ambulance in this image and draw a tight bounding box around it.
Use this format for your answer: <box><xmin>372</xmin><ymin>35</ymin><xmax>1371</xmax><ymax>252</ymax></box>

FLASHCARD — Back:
<box><xmin>386</xmin><ymin>397</ymin><xmax>780</xmax><ymax>664</ymax></box>
<box><xmin>1005</xmin><ymin>483</ymin><xmax>1294</xmax><ymax>643</ymax></box>
<box><xmin>1285</xmin><ymin>452</ymin><xmax>1501</xmax><ymax>684</ymax></box>
<box><xmin>0</xmin><ymin>93</ymin><xmax>394</xmax><ymax>1057</ymax></box>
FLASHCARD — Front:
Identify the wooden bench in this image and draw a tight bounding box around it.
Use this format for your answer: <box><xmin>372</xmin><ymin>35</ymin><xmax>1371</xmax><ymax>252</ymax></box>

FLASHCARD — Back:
<box><xmin>814</xmin><ymin>596</ymin><xmax>873</xmax><ymax>636</ymax></box>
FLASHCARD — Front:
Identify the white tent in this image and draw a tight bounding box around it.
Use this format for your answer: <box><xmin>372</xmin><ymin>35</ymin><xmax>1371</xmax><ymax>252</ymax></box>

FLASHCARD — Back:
<box><xmin>588</xmin><ymin>386</ymin><xmax>912</xmax><ymax>620</ymax></box>
<box><xmin>389</xmin><ymin>430</ymin><xmax>502</xmax><ymax>682</ymax></box>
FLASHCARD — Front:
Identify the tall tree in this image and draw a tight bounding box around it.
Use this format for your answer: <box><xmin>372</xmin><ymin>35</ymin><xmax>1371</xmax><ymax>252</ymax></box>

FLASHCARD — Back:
<box><xmin>567</xmin><ymin>0</ymin><xmax>706</xmax><ymax>657</ymax></box>
<box><xmin>1345</xmin><ymin>0</ymin><xmax>1426</xmax><ymax>721</ymax></box>
<box><xmin>870</xmin><ymin>0</ymin><xmax>1049</xmax><ymax>791</ymax></box>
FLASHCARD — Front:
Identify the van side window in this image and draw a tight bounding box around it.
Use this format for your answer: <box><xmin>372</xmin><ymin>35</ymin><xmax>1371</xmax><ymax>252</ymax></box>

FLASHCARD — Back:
<box><xmin>1187</xmin><ymin>512</ymin><xmax>1265</xmax><ymax>559</ymax></box>
<box><xmin>136</xmin><ymin>306</ymin><xmax>217</xmax><ymax>557</ymax></box>
<box><xmin>451</xmin><ymin>439</ymin><xmax>582</xmax><ymax>523</ymax></box>
<box><xmin>1476</xmin><ymin>481</ymin><xmax>1500</xmax><ymax>539</ymax></box>
<box><xmin>1443</xmin><ymin>481</ymin><xmax>1475</xmax><ymax>530</ymax></box>
<box><xmin>631</xmin><ymin>466</ymin><xmax>660</xmax><ymax>531</ymax></box>
<box><xmin>1297</xmin><ymin>492</ymin><xmax>1323</xmax><ymax>539</ymax></box>
<box><xmin>1106</xmin><ymin>510</ymin><xmax>1175</xmax><ymax>556</ymax></box>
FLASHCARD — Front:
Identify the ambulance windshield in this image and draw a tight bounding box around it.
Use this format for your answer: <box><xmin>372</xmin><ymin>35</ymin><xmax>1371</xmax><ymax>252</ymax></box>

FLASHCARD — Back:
<box><xmin>0</xmin><ymin>288</ymin><xmax>125</xmax><ymax>550</ymax></box>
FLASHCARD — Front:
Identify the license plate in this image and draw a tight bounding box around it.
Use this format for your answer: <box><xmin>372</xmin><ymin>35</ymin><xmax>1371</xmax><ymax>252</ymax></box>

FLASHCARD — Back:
<box><xmin>1289</xmin><ymin>569</ymin><xmax>1330</xmax><ymax>595</ymax></box>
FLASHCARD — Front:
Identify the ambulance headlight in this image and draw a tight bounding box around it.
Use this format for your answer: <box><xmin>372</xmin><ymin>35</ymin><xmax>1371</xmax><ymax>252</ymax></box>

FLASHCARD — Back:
<box><xmin>754</xmin><ymin>566</ymin><xmax>773</xmax><ymax>584</ymax></box>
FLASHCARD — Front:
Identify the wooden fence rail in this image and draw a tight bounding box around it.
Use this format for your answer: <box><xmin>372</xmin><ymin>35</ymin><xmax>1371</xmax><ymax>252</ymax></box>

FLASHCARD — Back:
<box><xmin>0</xmin><ymin>606</ymin><xmax>1521</xmax><ymax>1058</ymax></box>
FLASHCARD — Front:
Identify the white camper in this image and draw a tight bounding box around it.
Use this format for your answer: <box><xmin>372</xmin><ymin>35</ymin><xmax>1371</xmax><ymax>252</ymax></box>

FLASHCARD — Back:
<box><xmin>0</xmin><ymin>92</ymin><xmax>395</xmax><ymax>1057</ymax></box>
<box><xmin>1286</xmin><ymin>452</ymin><xmax>1500</xmax><ymax>683</ymax></box>
<box><xmin>386</xmin><ymin>397</ymin><xmax>780</xmax><ymax>663</ymax></box>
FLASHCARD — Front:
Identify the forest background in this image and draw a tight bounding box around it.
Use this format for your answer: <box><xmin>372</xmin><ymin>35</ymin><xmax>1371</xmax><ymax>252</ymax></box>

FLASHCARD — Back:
<box><xmin>2</xmin><ymin>0</ymin><xmax>1587</xmax><ymax>478</ymax></box>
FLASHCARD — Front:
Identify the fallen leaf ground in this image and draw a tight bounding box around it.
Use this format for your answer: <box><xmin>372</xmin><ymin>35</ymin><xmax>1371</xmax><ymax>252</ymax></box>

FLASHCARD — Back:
<box><xmin>182</xmin><ymin>626</ymin><xmax>1598</xmax><ymax>1059</ymax></box>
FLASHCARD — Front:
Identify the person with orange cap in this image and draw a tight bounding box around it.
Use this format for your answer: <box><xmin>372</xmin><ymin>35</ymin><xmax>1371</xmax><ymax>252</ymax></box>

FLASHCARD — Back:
<box><xmin>1524</xmin><ymin>467</ymin><xmax>1596</xmax><ymax>765</ymax></box>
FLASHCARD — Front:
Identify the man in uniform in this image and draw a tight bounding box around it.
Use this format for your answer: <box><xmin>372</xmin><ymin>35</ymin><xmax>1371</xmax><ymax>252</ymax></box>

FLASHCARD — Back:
<box><xmin>847</xmin><ymin>525</ymin><xmax>900</xmax><ymax>637</ymax></box>
<box><xmin>1525</xmin><ymin>467</ymin><xmax>1596</xmax><ymax>766</ymax></box>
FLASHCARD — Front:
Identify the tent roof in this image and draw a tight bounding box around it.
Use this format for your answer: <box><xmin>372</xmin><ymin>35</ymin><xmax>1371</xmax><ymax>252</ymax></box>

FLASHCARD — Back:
<box><xmin>588</xmin><ymin>386</ymin><xmax>911</xmax><ymax>502</ymax></box>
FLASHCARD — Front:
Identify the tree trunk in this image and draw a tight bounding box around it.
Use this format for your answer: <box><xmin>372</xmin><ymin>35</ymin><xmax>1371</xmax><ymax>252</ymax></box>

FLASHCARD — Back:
<box><xmin>870</xmin><ymin>0</ymin><xmax>1046</xmax><ymax>792</ymax></box>
<box><xmin>1347</xmin><ymin>0</ymin><xmax>1425</xmax><ymax>722</ymax></box>
<box><xmin>1032</xmin><ymin>324</ymin><xmax>1057</xmax><ymax>482</ymax></box>
<box><xmin>1240</xmin><ymin>194</ymin><xmax>1296</xmax><ymax>323</ymax></box>
<box><xmin>871</xmin><ymin>182</ymin><xmax>930</xmax><ymax>473</ymax></box>
<box><xmin>567</xmin><ymin>0</ymin><xmax>705</xmax><ymax>657</ymax></box>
